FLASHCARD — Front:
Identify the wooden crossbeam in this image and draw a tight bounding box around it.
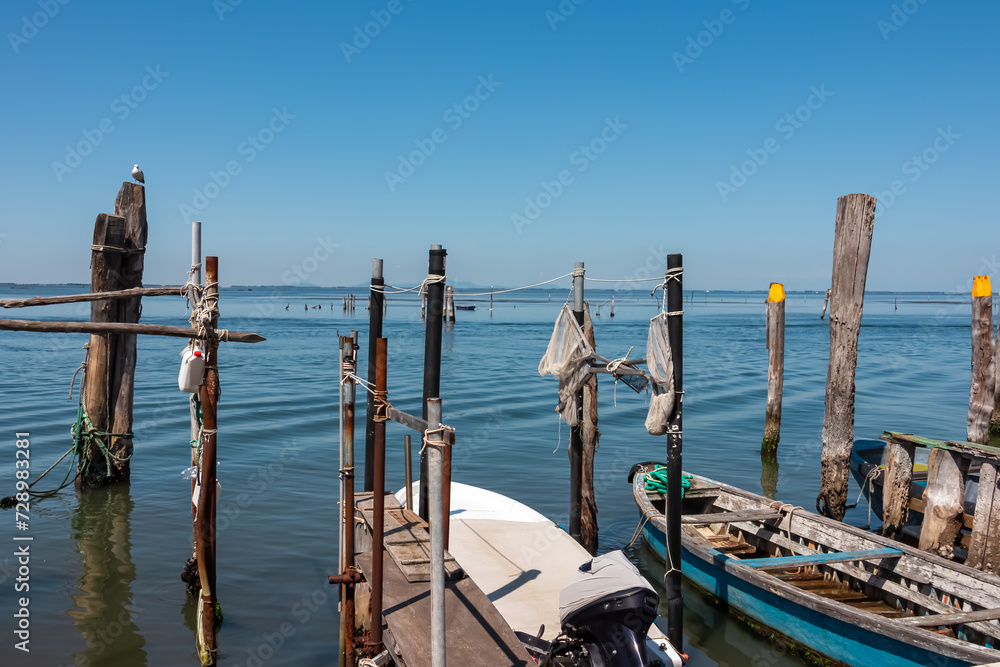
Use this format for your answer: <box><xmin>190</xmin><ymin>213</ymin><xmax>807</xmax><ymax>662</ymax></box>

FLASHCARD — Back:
<box><xmin>741</xmin><ymin>547</ymin><xmax>903</xmax><ymax>570</ymax></box>
<box><xmin>0</xmin><ymin>286</ymin><xmax>187</xmax><ymax>308</ymax></box>
<box><xmin>896</xmin><ymin>607</ymin><xmax>1000</xmax><ymax>627</ymax></box>
<box><xmin>682</xmin><ymin>509</ymin><xmax>782</xmax><ymax>525</ymax></box>
<box><xmin>0</xmin><ymin>318</ymin><xmax>264</xmax><ymax>343</ymax></box>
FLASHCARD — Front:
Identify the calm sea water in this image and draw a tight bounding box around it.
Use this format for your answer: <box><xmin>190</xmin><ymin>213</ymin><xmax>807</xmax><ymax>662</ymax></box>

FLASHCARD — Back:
<box><xmin>0</xmin><ymin>285</ymin><xmax>986</xmax><ymax>666</ymax></box>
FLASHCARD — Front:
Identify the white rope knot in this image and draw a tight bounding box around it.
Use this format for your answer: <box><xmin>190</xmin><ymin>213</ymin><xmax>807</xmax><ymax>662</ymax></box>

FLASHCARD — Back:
<box><xmin>572</xmin><ymin>267</ymin><xmax>585</xmax><ymax>278</ymax></box>
<box><xmin>419</xmin><ymin>425</ymin><xmax>452</xmax><ymax>454</ymax></box>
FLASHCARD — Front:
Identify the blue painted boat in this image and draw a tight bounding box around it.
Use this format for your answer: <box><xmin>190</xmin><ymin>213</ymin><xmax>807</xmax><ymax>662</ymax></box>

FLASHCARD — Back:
<box><xmin>631</xmin><ymin>467</ymin><xmax>1000</xmax><ymax>667</ymax></box>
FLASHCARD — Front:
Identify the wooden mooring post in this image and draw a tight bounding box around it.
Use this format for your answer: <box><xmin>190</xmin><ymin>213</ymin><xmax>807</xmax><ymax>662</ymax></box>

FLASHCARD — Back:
<box><xmin>569</xmin><ymin>262</ymin><xmax>585</xmax><ymax>545</ymax></box>
<box><xmin>918</xmin><ymin>448</ymin><xmax>968</xmax><ymax>559</ymax></box>
<box><xmin>968</xmin><ymin>275</ymin><xmax>995</xmax><ymax>444</ymax></box>
<box><xmin>580</xmin><ymin>302</ymin><xmax>599</xmax><ymax>556</ymax></box>
<box><xmin>664</xmin><ymin>254</ymin><xmax>684</xmax><ymax>650</ymax></box>
<box><xmin>762</xmin><ymin>282</ymin><xmax>784</xmax><ymax>455</ymax></box>
<box><xmin>882</xmin><ymin>440</ymin><xmax>916</xmax><ymax>540</ymax></box>
<box><xmin>195</xmin><ymin>256</ymin><xmax>221</xmax><ymax>663</ymax></box>
<box><xmin>820</xmin><ymin>193</ymin><xmax>876</xmax><ymax>520</ymax></box>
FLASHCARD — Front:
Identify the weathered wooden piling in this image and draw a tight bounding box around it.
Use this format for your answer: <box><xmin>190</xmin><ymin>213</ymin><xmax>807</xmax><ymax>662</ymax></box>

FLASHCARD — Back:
<box><xmin>569</xmin><ymin>262</ymin><xmax>585</xmax><ymax>544</ymax></box>
<box><xmin>968</xmin><ymin>459</ymin><xmax>1000</xmax><ymax>572</ymax></box>
<box><xmin>918</xmin><ymin>448</ymin><xmax>968</xmax><ymax>559</ymax></box>
<box><xmin>968</xmin><ymin>275</ymin><xmax>996</xmax><ymax>445</ymax></box>
<box><xmin>364</xmin><ymin>259</ymin><xmax>385</xmax><ymax>493</ymax></box>
<box><xmin>419</xmin><ymin>245</ymin><xmax>446</xmax><ymax>521</ymax></box>
<box><xmin>762</xmin><ymin>283</ymin><xmax>785</xmax><ymax>455</ymax></box>
<box><xmin>882</xmin><ymin>440</ymin><xmax>916</xmax><ymax>539</ymax></box>
<box><xmin>820</xmin><ymin>193</ymin><xmax>876</xmax><ymax>520</ymax></box>
<box><xmin>664</xmin><ymin>254</ymin><xmax>684</xmax><ymax>650</ymax></box>
<box><xmin>580</xmin><ymin>303</ymin><xmax>599</xmax><ymax>556</ymax></box>
<box><xmin>820</xmin><ymin>288</ymin><xmax>831</xmax><ymax>319</ymax></box>
<box><xmin>195</xmin><ymin>256</ymin><xmax>221</xmax><ymax>663</ymax></box>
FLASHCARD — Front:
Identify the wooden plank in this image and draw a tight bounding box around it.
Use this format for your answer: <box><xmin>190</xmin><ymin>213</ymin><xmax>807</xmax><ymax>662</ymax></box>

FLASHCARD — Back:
<box><xmin>0</xmin><ymin>286</ymin><xmax>185</xmax><ymax>308</ymax></box>
<box><xmin>0</xmin><ymin>318</ymin><xmax>265</xmax><ymax>343</ymax></box>
<box><xmin>905</xmin><ymin>496</ymin><xmax>975</xmax><ymax>530</ymax></box>
<box><xmin>897</xmin><ymin>607</ymin><xmax>1000</xmax><ymax>627</ymax></box>
<box><xmin>742</xmin><ymin>547</ymin><xmax>903</xmax><ymax>570</ymax></box>
<box><xmin>883</xmin><ymin>441</ymin><xmax>915</xmax><ymax>539</ymax></box>
<box><xmin>358</xmin><ymin>495</ymin><xmax>461</xmax><ymax>583</ymax></box>
<box><xmin>821</xmin><ymin>193</ymin><xmax>876</xmax><ymax>520</ymax></box>
<box><xmin>682</xmin><ymin>509</ymin><xmax>782</xmax><ymax>525</ymax></box>
<box><xmin>919</xmin><ymin>449</ymin><xmax>967</xmax><ymax>559</ymax></box>
<box><xmin>883</xmin><ymin>432</ymin><xmax>1000</xmax><ymax>464</ymax></box>
<box><xmin>969</xmin><ymin>276</ymin><xmax>996</xmax><ymax>445</ymax></box>
<box><xmin>354</xmin><ymin>548</ymin><xmax>532</xmax><ymax>667</ymax></box>
<box><xmin>967</xmin><ymin>461</ymin><xmax>1000</xmax><ymax>573</ymax></box>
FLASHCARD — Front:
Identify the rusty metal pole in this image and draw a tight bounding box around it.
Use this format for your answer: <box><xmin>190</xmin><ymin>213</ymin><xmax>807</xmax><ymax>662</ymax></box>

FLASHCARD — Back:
<box><xmin>196</xmin><ymin>256</ymin><xmax>220</xmax><ymax>665</ymax></box>
<box><xmin>340</xmin><ymin>332</ymin><xmax>358</xmax><ymax>667</ymax></box>
<box><xmin>369</xmin><ymin>337</ymin><xmax>388</xmax><ymax>650</ymax></box>
<box><xmin>404</xmin><ymin>435</ymin><xmax>414</xmax><ymax>511</ymax></box>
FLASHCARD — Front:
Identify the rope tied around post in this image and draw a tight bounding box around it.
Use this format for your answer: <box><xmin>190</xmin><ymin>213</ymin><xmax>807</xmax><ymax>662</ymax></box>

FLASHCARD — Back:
<box><xmin>419</xmin><ymin>424</ymin><xmax>453</xmax><ymax>455</ymax></box>
<box><xmin>372</xmin><ymin>389</ymin><xmax>392</xmax><ymax>423</ymax></box>
<box><xmin>651</xmin><ymin>267</ymin><xmax>684</xmax><ymax>315</ymax></box>
<box><xmin>90</xmin><ymin>244</ymin><xmax>146</xmax><ymax>255</ymax></box>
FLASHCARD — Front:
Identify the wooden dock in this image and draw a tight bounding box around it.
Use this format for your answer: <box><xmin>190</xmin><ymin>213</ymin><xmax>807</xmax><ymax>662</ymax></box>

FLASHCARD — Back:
<box><xmin>354</xmin><ymin>493</ymin><xmax>532</xmax><ymax>666</ymax></box>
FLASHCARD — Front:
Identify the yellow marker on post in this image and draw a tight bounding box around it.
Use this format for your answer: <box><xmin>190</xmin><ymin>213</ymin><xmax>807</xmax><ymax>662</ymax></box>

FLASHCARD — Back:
<box><xmin>768</xmin><ymin>283</ymin><xmax>785</xmax><ymax>303</ymax></box>
<box><xmin>972</xmin><ymin>275</ymin><xmax>991</xmax><ymax>297</ymax></box>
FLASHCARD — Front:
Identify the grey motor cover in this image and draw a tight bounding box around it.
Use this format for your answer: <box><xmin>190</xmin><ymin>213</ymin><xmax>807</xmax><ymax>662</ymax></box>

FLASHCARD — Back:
<box><xmin>558</xmin><ymin>550</ymin><xmax>656</xmax><ymax>623</ymax></box>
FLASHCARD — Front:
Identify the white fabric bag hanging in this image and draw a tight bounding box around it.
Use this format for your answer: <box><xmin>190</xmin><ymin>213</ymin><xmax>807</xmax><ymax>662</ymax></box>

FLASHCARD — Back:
<box><xmin>645</xmin><ymin>313</ymin><xmax>675</xmax><ymax>435</ymax></box>
<box><xmin>538</xmin><ymin>304</ymin><xmax>594</xmax><ymax>426</ymax></box>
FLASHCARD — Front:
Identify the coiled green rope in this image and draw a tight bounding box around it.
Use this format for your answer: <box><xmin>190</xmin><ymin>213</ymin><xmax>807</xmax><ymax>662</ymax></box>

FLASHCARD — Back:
<box><xmin>644</xmin><ymin>466</ymin><xmax>692</xmax><ymax>497</ymax></box>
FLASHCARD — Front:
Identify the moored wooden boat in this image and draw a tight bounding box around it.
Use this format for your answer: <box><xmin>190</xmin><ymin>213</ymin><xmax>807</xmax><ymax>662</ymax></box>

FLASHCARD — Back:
<box><xmin>631</xmin><ymin>465</ymin><xmax>1000</xmax><ymax>667</ymax></box>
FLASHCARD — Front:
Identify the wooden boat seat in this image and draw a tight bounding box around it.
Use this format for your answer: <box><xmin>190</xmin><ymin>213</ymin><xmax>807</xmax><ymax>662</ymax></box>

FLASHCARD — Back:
<box><xmin>742</xmin><ymin>547</ymin><xmax>904</xmax><ymax>571</ymax></box>
<box><xmin>682</xmin><ymin>509</ymin><xmax>783</xmax><ymax>525</ymax></box>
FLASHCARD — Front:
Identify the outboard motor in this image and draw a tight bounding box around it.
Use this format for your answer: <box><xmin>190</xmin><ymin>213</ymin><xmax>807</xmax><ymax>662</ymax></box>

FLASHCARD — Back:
<box><xmin>541</xmin><ymin>550</ymin><xmax>663</xmax><ymax>666</ymax></box>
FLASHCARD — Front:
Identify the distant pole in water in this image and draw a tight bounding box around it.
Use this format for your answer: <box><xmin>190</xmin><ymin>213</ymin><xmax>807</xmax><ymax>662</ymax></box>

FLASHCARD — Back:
<box><xmin>820</xmin><ymin>288</ymin><xmax>831</xmax><ymax>319</ymax></box>
<box><xmin>820</xmin><ymin>194</ymin><xmax>876</xmax><ymax>521</ymax></box>
<box><xmin>569</xmin><ymin>262</ymin><xmax>585</xmax><ymax>545</ymax></box>
<box><xmin>664</xmin><ymin>254</ymin><xmax>684</xmax><ymax>650</ymax></box>
<box><xmin>364</xmin><ymin>259</ymin><xmax>384</xmax><ymax>493</ymax></box>
<box><xmin>610</xmin><ymin>290</ymin><xmax>614</xmax><ymax>318</ymax></box>
<box><xmin>445</xmin><ymin>284</ymin><xmax>455</xmax><ymax>323</ymax></box>
<box><xmin>420</xmin><ymin>245</ymin><xmax>447</xmax><ymax>522</ymax></box>
<box><xmin>490</xmin><ymin>286</ymin><xmax>493</xmax><ymax>316</ymax></box>
<box><xmin>762</xmin><ymin>283</ymin><xmax>785</xmax><ymax>455</ymax></box>
<box><xmin>968</xmin><ymin>275</ymin><xmax>995</xmax><ymax>445</ymax></box>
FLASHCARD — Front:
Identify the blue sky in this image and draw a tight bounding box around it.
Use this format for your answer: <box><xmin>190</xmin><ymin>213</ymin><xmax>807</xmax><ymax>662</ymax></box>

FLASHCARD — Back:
<box><xmin>1</xmin><ymin>1</ymin><xmax>997</xmax><ymax>290</ymax></box>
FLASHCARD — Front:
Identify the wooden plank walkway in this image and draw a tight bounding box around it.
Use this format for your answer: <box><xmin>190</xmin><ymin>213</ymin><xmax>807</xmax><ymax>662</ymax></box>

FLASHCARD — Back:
<box><xmin>354</xmin><ymin>496</ymin><xmax>532</xmax><ymax>667</ymax></box>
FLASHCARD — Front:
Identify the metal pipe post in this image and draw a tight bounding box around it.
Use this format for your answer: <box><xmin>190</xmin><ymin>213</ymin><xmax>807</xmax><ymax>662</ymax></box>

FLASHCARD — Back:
<box><xmin>370</xmin><ymin>338</ymin><xmax>388</xmax><ymax>649</ymax></box>
<box><xmin>427</xmin><ymin>397</ymin><xmax>446</xmax><ymax>667</ymax></box>
<box><xmin>664</xmin><ymin>254</ymin><xmax>684</xmax><ymax>650</ymax></box>
<box><xmin>420</xmin><ymin>245</ymin><xmax>447</xmax><ymax>521</ymax></box>
<box><xmin>569</xmin><ymin>262</ymin><xmax>584</xmax><ymax>543</ymax></box>
<box><xmin>404</xmin><ymin>435</ymin><xmax>413</xmax><ymax>510</ymax></box>
<box><xmin>340</xmin><ymin>332</ymin><xmax>358</xmax><ymax>667</ymax></box>
<box><xmin>364</xmin><ymin>259</ymin><xmax>384</xmax><ymax>492</ymax></box>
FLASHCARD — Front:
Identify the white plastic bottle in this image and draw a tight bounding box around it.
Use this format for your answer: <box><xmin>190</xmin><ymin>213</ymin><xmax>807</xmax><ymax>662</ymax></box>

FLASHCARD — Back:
<box><xmin>178</xmin><ymin>345</ymin><xmax>206</xmax><ymax>393</ymax></box>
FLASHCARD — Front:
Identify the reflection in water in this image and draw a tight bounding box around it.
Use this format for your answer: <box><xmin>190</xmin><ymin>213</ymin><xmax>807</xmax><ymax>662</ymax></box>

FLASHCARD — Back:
<box><xmin>760</xmin><ymin>453</ymin><xmax>779</xmax><ymax>500</ymax></box>
<box><xmin>69</xmin><ymin>486</ymin><xmax>147</xmax><ymax>667</ymax></box>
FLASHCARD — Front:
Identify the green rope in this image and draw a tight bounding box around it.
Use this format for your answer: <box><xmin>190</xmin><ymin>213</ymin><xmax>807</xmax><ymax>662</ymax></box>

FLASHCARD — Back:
<box><xmin>644</xmin><ymin>466</ymin><xmax>692</xmax><ymax>497</ymax></box>
<box><xmin>72</xmin><ymin>402</ymin><xmax>134</xmax><ymax>479</ymax></box>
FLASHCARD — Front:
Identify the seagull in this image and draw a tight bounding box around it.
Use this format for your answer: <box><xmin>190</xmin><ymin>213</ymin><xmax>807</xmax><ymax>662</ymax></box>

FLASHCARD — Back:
<box><xmin>131</xmin><ymin>164</ymin><xmax>145</xmax><ymax>184</ymax></box>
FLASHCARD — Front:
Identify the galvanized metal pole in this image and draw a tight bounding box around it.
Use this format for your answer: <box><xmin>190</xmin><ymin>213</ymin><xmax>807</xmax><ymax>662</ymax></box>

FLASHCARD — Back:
<box><xmin>364</xmin><ymin>259</ymin><xmax>384</xmax><ymax>492</ymax></box>
<box><xmin>569</xmin><ymin>262</ymin><xmax>584</xmax><ymax>544</ymax></box>
<box><xmin>340</xmin><ymin>332</ymin><xmax>358</xmax><ymax>667</ymax></box>
<box><xmin>664</xmin><ymin>254</ymin><xmax>684</xmax><ymax>650</ymax></box>
<box><xmin>427</xmin><ymin>397</ymin><xmax>446</xmax><ymax>667</ymax></box>
<box><xmin>420</xmin><ymin>245</ymin><xmax>447</xmax><ymax>521</ymax></box>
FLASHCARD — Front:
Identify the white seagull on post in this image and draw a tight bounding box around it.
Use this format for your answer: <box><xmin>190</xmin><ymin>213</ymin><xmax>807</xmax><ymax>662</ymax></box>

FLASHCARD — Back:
<box><xmin>132</xmin><ymin>164</ymin><xmax>145</xmax><ymax>184</ymax></box>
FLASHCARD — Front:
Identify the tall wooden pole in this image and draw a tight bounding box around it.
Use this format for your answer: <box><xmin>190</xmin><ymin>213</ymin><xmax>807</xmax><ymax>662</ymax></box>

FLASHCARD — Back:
<box><xmin>762</xmin><ymin>283</ymin><xmax>785</xmax><ymax>454</ymax></box>
<box><xmin>993</xmin><ymin>287</ymin><xmax>1000</xmax><ymax>437</ymax></box>
<box><xmin>196</xmin><ymin>256</ymin><xmax>220</xmax><ymax>664</ymax></box>
<box><xmin>108</xmin><ymin>182</ymin><xmax>147</xmax><ymax>483</ymax></box>
<box><xmin>820</xmin><ymin>193</ymin><xmax>876</xmax><ymax>520</ymax></box>
<box><xmin>364</xmin><ymin>259</ymin><xmax>384</xmax><ymax>493</ymax></box>
<box><xmin>580</xmin><ymin>302</ymin><xmax>599</xmax><ymax>555</ymax></box>
<box><xmin>882</xmin><ymin>441</ymin><xmax>916</xmax><ymax>539</ymax></box>
<box><xmin>420</xmin><ymin>246</ymin><xmax>446</xmax><ymax>522</ymax></box>
<box><xmin>968</xmin><ymin>275</ymin><xmax>995</xmax><ymax>445</ymax></box>
<box><xmin>569</xmin><ymin>262</ymin><xmax>585</xmax><ymax>544</ymax></box>
<box><xmin>188</xmin><ymin>221</ymin><xmax>202</xmax><ymax>592</ymax></box>
<box><xmin>80</xmin><ymin>213</ymin><xmax>125</xmax><ymax>488</ymax></box>
<box><xmin>664</xmin><ymin>254</ymin><xmax>684</xmax><ymax>650</ymax></box>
